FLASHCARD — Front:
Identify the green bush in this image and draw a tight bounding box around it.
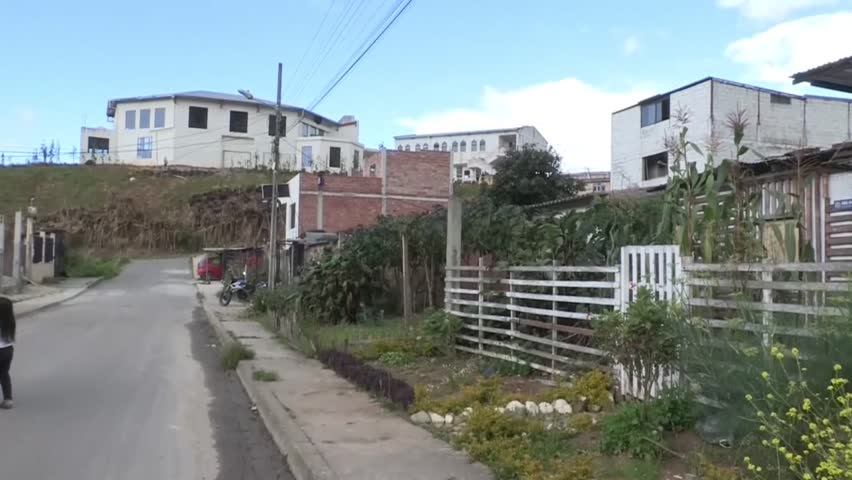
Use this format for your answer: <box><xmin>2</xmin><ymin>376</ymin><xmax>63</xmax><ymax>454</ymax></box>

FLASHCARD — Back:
<box><xmin>252</xmin><ymin>369</ymin><xmax>279</xmax><ymax>382</ymax></box>
<box><xmin>66</xmin><ymin>254</ymin><xmax>126</xmax><ymax>279</ymax></box>
<box><xmin>378</xmin><ymin>351</ymin><xmax>413</xmax><ymax>366</ymax></box>
<box><xmin>537</xmin><ymin>370</ymin><xmax>614</xmax><ymax>410</ymax></box>
<box><xmin>600</xmin><ymin>389</ymin><xmax>698</xmax><ymax>459</ymax></box>
<box><xmin>251</xmin><ymin>285</ymin><xmax>301</xmax><ymax>315</ymax></box>
<box><xmin>413</xmin><ymin>378</ymin><xmax>504</xmax><ymax>414</ymax></box>
<box><xmin>421</xmin><ymin>309</ymin><xmax>463</xmax><ymax>354</ymax></box>
<box><xmin>481</xmin><ymin>358</ymin><xmax>534</xmax><ymax>378</ymax></box>
<box><xmin>220</xmin><ymin>342</ymin><xmax>255</xmax><ymax>370</ymax></box>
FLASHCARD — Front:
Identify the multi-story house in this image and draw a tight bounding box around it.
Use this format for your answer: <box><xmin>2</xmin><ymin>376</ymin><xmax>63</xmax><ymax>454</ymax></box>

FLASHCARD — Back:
<box><xmin>611</xmin><ymin>77</ymin><xmax>852</xmax><ymax>191</ymax></box>
<box><xmin>79</xmin><ymin>91</ymin><xmax>364</xmax><ymax>171</ymax></box>
<box><xmin>393</xmin><ymin>126</ymin><xmax>548</xmax><ymax>182</ymax></box>
<box><xmin>569</xmin><ymin>170</ymin><xmax>611</xmax><ymax>194</ymax></box>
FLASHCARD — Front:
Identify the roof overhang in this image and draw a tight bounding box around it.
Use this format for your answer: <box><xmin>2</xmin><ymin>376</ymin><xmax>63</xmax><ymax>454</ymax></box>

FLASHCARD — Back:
<box><xmin>792</xmin><ymin>56</ymin><xmax>852</xmax><ymax>94</ymax></box>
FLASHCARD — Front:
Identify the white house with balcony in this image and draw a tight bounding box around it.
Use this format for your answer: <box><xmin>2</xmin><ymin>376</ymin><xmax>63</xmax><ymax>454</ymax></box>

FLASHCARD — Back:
<box><xmin>394</xmin><ymin>126</ymin><xmax>548</xmax><ymax>182</ymax></box>
<box><xmin>611</xmin><ymin>77</ymin><xmax>852</xmax><ymax>191</ymax></box>
<box><xmin>79</xmin><ymin>91</ymin><xmax>364</xmax><ymax>172</ymax></box>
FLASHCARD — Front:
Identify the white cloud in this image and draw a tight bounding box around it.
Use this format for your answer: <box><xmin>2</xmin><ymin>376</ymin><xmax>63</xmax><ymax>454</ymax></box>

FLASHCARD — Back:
<box><xmin>717</xmin><ymin>0</ymin><xmax>837</xmax><ymax>21</ymax></box>
<box><xmin>623</xmin><ymin>36</ymin><xmax>640</xmax><ymax>55</ymax></box>
<box><xmin>397</xmin><ymin>79</ymin><xmax>652</xmax><ymax>172</ymax></box>
<box><xmin>725</xmin><ymin>12</ymin><xmax>852</xmax><ymax>84</ymax></box>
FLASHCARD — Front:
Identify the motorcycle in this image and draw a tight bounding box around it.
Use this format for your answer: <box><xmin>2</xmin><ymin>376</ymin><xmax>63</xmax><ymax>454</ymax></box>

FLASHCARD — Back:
<box><xmin>219</xmin><ymin>277</ymin><xmax>267</xmax><ymax>306</ymax></box>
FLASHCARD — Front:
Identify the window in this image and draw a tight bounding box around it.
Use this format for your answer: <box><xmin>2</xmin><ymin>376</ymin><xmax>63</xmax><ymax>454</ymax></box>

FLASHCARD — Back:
<box><xmin>404</xmin><ymin>145</ymin><xmax>411</xmax><ymax>151</ymax></box>
<box><xmin>301</xmin><ymin>146</ymin><xmax>313</xmax><ymax>169</ymax></box>
<box><xmin>125</xmin><ymin>110</ymin><xmax>136</xmax><ymax>130</ymax></box>
<box><xmin>87</xmin><ymin>136</ymin><xmax>109</xmax><ymax>153</ymax></box>
<box><xmin>289</xmin><ymin>203</ymin><xmax>296</xmax><ymax>229</ymax></box>
<box><xmin>640</xmin><ymin>97</ymin><xmax>670</xmax><ymax>127</ymax></box>
<box><xmin>452</xmin><ymin>141</ymin><xmax>458</xmax><ymax>152</ymax></box>
<box><xmin>301</xmin><ymin>123</ymin><xmax>324</xmax><ymax>137</ymax></box>
<box><xmin>188</xmin><ymin>106</ymin><xmax>208</xmax><ymax>129</ymax></box>
<box><xmin>471</xmin><ymin>139</ymin><xmax>478</xmax><ymax>152</ymax></box>
<box><xmin>137</xmin><ymin>137</ymin><xmax>153</xmax><ymax>159</ymax></box>
<box><xmin>268</xmin><ymin>115</ymin><xmax>287</xmax><ymax>136</ymax></box>
<box><xmin>433</xmin><ymin>143</ymin><xmax>439</xmax><ymax>150</ymax></box>
<box><xmin>479</xmin><ymin>140</ymin><xmax>485</xmax><ymax>151</ymax></box>
<box><xmin>460</xmin><ymin>140</ymin><xmax>467</xmax><ymax>152</ymax></box>
<box><xmin>415</xmin><ymin>144</ymin><xmax>421</xmax><ymax>152</ymax></box>
<box><xmin>770</xmin><ymin>93</ymin><xmax>792</xmax><ymax>105</ymax></box>
<box><xmin>230</xmin><ymin>111</ymin><xmax>249</xmax><ymax>133</ymax></box>
<box><xmin>329</xmin><ymin>146</ymin><xmax>341</xmax><ymax>168</ymax></box>
<box><xmin>422</xmin><ymin>144</ymin><xmax>429</xmax><ymax>151</ymax></box>
<box><xmin>154</xmin><ymin>108</ymin><xmax>166</xmax><ymax>128</ymax></box>
<box><xmin>353</xmin><ymin>150</ymin><xmax>360</xmax><ymax>170</ymax></box>
<box><xmin>642</xmin><ymin>152</ymin><xmax>668</xmax><ymax>180</ymax></box>
<box><xmin>398</xmin><ymin>145</ymin><xmax>403</xmax><ymax>151</ymax></box>
<box><xmin>45</xmin><ymin>236</ymin><xmax>54</xmax><ymax>263</ymax></box>
<box><xmin>139</xmin><ymin>109</ymin><xmax>151</xmax><ymax>129</ymax></box>
<box><xmin>441</xmin><ymin>142</ymin><xmax>447</xmax><ymax>151</ymax></box>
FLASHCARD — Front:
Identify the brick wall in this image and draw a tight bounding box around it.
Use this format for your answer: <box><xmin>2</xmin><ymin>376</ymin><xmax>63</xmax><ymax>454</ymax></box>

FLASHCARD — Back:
<box><xmin>385</xmin><ymin>150</ymin><xmax>451</xmax><ymax>198</ymax></box>
<box><xmin>300</xmin><ymin>172</ymin><xmax>382</xmax><ymax>195</ymax></box>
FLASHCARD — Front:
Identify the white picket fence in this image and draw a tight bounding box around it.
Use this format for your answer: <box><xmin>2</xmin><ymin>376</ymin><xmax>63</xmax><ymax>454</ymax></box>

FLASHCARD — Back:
<box><xmin>445</xmin><ymin>245</ymin><xmax>852</xmax><ymax>400</ymax></box>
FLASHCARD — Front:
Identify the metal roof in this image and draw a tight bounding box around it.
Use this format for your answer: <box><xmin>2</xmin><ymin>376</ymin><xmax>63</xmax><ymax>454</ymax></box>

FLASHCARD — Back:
<box><xmin>107</xmin><ymin>90</ymin><xmax>341</xmax><ymax>126</ymax></box>
<box><xmin>792</xmin><ymin>56</ymin><xmax>852</xmax><ymax>94</ymax></box>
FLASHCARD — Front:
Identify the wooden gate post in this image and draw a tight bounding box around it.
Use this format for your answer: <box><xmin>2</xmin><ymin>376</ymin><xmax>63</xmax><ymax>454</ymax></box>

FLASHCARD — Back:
<box><xmin>477</xmin><ymin>257</ymin><xmax>484</xmax><ymax>351</ymax></box>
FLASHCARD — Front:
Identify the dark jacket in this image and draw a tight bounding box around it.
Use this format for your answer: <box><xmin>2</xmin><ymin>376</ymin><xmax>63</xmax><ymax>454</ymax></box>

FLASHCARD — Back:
<box><xmin>0</xmin><ymin>297</ymin><xmax>15</xmax><ymax>344</ymax></box>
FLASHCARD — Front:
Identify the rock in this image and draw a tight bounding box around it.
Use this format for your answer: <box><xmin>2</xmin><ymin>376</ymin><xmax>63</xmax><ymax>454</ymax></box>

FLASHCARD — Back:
<box><xmin>538</xmin><ymin>402</ymin><xmax>554</xmax><ymax>414</ymax></box>
<box><xmin>454</xmin><ymin>415</ymin><xmax>466</xmax><ymax>425</ymax></box>
<box><xmin>546</xmin><ymin>422</ymin><xmax>554</xmax><ymax>431</ymax></box>
<box><xmin>506</xmin><ymin>401</ymin><xmax>525</xmax><ymax>414</ymax></box>
<box><xmin>525</xmin><ymin>401</ymin><xmax>540</xmax><ymax>416</ymax></box>
<box><xmin>553</xmin><ymin>399</ymin><xmax>572</xmax><ymax>414</ymax></box>
<box><xmin>462</xmin><ymin>407</ymin><xmax>473</xmax><ymax>417</ymax></box>
<box><xmin>429</xmin><ymin>412</ymin><xmax>445</xmax><ymax>424</ymax></box>
<box><xmin>573</xmin><ymin>396</ymin><xmax>588</xmax><ymax>413</ymax></box>
<box><xmin>445</xmin><ymin>414</ymin><xmax>454</xmax><ymax>425</ymax></box>
<box><xmin>410</xmin><ymin>411</ymin><xmax>431</xmax><ymax>424</ymax></box>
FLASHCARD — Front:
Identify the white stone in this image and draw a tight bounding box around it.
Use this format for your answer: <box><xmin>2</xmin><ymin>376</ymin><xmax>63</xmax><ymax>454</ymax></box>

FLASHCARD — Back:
<box><xmin>506</xmin><ymin>401</ymin><xmax>525</xmax><ymax>414</ymax></box>
<box><xmin>496</xmin><ymin>407</ymin><xmax>505</xmax><ymax>414</ymax></box>
<box><xmin>429</xmin><ymin>412</ymin><xmax>445</xmax><ymax>424</ymax></box>
<box><xmin>538</xmin><ymin>402</ymin><xmax>554</xmax><ymax>414</ymax></box>
<box><xmin>445</xmin><ymin>414</ymin><xmax>454</xmax><ymax>425</ymax></box>
<box><xmin>462</xmin><ymin>407</ymin><xmax>473</xmax><ymax>417</ymax></box>
<box><xmin>525</xmin><ymin>401</ymin><xmax>540</xmax><ymax>416</ymax></box>
<box><xmin>410</xmin><ymin>411</ymin><xmax>431</xmax><ymax>424</ymax></box>
<box><xmin>554</xmin><ymin>399</ymin><xmax>572</xmax><ymax>414</ymax></box>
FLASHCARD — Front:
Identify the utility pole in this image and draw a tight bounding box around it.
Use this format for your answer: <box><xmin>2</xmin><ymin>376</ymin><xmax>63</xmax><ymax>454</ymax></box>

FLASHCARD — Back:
<box><xmin>268</xmin><ymin>62</ymin><xmax>283</xmax><ymax>289</ymax></box>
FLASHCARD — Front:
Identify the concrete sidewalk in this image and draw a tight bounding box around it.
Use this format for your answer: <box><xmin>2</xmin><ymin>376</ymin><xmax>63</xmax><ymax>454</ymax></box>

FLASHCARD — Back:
<box><xmin>4</xmin><ymin>277</ymin><xmax>101</xmax><ymax>317</ymax></box>
<box><xmin>196</xmin><ymin>282</ymin><xmax>493</xmax><ymax>480</ymax></box>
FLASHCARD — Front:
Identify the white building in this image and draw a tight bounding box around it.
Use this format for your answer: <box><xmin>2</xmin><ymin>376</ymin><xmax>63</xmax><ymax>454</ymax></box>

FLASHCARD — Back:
<box><xmin>611</xmin><ymin>77</ymin><xmax>852</xmax><ymax>191</ymax></box>
<box><xmin>394</xmin><ymin>126</ymin><xmax>548</xmax><ymax>182</ymax></box>
<box><xmin>79</xmin><ymin>91</ymin><xmax>364</xmax><ymax>171</ymax></box>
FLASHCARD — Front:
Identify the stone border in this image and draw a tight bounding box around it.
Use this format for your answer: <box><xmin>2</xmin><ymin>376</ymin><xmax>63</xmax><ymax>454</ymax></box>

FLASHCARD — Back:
<box><xmin>195</xmin><ymin>284</ymin><xmax>338</xmax><ymax>480</ymax></box>
<box><xmin>15</xmin><ymin>278</ymin><xmax>103</xmax><ymax>318</ymax></box>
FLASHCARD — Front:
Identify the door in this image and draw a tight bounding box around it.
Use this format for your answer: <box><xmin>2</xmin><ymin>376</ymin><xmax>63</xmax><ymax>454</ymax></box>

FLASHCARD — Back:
<box><xmin>301</xmin><ymin>146</ymin><xmax>313</xmax><ymax>170</ymax></box>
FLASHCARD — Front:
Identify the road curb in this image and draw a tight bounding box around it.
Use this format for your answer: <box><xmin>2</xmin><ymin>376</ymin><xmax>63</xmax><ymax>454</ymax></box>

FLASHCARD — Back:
<box><xmin>15</xmin><ymin>277</ymin><xmax>104</xmax><ymax>318</ymax></box>
<box><xmin>195</xmin><ymin>283</ymin><xmax>337</xmax><ymax>480</ymax></box>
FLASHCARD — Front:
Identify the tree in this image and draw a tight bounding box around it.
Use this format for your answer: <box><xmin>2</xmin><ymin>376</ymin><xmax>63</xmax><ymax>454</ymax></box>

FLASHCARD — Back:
<box><xmin>488</xmin><ymin>146</ymin><xmax>579</xmax><ymax>206</ymax></box>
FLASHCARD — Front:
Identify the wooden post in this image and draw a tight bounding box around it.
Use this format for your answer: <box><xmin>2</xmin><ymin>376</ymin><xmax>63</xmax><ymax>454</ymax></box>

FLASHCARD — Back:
<box><xmin>509</xmin><ymin>270</ymin><xmax>516</xmax><ymax>332</ymax></box>
<box><xmin>761</xmin><ymin>269</ymin><xmax>773</xmax><ymax>348</ymax></box>
<box><xmin>551</xmin><ymin>259</ymin><xmax>557</xmax><ymax>378</ymax></box>
<box><xmin>477</xmin><ymin>256</ymin><xmax>484</xmax><ymax>351</ymax></box>
<box><xmin>402</xmin><ymin>233</ymin><xmax>412</xmax><ymax>323</ymax></box>
<box><xmin>445</xmin><ymin>197</ymin><xmax>462</xmax><ymax>311</ymax></box>
<box><xmin>12</xmin><ymin>211</ymin><xmax>22</xmax><ymax>292</ymax></box>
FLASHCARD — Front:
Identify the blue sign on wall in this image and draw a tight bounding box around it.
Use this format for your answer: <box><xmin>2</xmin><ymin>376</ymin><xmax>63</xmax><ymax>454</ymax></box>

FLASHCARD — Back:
<box><xmin>834</xmin><ymin>199</ymin><xmax>852</xmax><ymax>211</ymax></box>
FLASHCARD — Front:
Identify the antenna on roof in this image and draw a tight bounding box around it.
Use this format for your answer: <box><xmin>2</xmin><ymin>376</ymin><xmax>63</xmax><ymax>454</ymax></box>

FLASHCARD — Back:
<box><xmin>238</xmin><ymin>89</ymin><xmax>254</xmax><ymax>100</ymax></box>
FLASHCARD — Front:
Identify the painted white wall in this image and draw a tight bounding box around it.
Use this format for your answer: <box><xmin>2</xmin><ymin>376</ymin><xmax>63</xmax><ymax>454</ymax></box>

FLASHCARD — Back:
<box><xmin>93</xmin><ymin>97</ymin><xmax>362</xmax><ymax>170</ymax></box>
<box><xmin>611</xmin><ymin>78</ymin><xmax>852</xmax><ymax>191</ymax></box>
<box><xmin>285</xmin><ymin>173</ymin><xmax>301</xmax><ymax>240</ymax></box>
<box><xmin>394</xmin><ymin>126</ymin><xmax>549</xmax><ymax>178</ymax></box>
<box><xmin>79</xmin><ymin>127</ymin><xmax>116</xmax><ymax>163</ymax></box>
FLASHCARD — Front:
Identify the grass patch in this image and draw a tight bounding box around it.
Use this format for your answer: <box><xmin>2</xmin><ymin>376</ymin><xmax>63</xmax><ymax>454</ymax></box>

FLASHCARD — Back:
<box><xmin>66</xmin><ymin>254</ymin><xmax>127</xmax><ymax>279</ymax></box>
<box><xmin>252</xmin><ymin>369</ymin><xmax>280</xmax><ymax>382</ymax></box>
<box><xmin>219</xmin><ymin>342</ymin><xmax>255</xmax><ymax>370</ymax></box>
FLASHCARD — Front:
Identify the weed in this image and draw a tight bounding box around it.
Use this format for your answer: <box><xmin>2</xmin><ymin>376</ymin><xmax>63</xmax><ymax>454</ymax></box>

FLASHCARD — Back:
<box><xmin>421</xmin><ymin>309</ymin><xmax>463</xmax><ymax>354</ymax></box>
<box><xmin>252</xmin><ymin>369</ymin><xmax>280</xmax><ymax>382</ymax></box>
<box><xmin>481</xmin><ymin>358</ymin><xmax>534</xmax><ymax>378</ymax></box>
<box><xmin>378</xmin><ymin>351</ymin><xmax>413</xmax><ymax>366</ymax></box>
<box><xmin>568</xmin><ymin>413</ymin><xmax>596</xmax><ymax>433</ymax></box>
<box><xmin>414</xmin><ymin>378</ymin><xmax>504</xmax><ymax>414</ymax></box>
<box><xmin>219</xmin><ymin>342</ymin><xmax>255</xmax><ymax>370</ymax></box>
<box><xmin>538</xmin><ymin>370</ymin><xmax>614</xmax><ymax>410</ymax></box>
<box><xmin>66</xmin><ymin>254</ymin><xmax>127</xmax><ymax>279</ymax></box>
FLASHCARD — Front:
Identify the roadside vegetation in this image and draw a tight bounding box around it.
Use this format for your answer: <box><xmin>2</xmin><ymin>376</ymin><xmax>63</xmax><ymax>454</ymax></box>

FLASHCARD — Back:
<box><xmin>252</xmin><ymin>369</ymin><xmax>280</xmax><ymax>382</ymax></box>
<box><xmin>219</xmin><ymin>342</ymin><xmax>255</xmax><ymax>370</ymax></box>
<box><xmin>65</xmin><ymin>254</ymin><xmax>127</xmax><ymax>279</ymax></box>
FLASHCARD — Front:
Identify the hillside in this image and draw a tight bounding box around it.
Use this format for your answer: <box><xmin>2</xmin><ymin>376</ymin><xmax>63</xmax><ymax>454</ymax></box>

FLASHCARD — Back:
<box><xmin>0</xmin><ymin>165</ymin><xmax>288</xmax><ymax>252</ymax></box>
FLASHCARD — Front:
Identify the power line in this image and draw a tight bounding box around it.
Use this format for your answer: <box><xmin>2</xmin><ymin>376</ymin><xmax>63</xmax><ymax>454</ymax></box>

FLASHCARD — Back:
<box><xmin>283</xmin><ymin>0</ymin><xmax>341</xmax><ymax>98</ymax></box>
<box><xmin>308</xmin><ymin>0</ymin><xmax>415</xmax><ymax>110</ymax></box>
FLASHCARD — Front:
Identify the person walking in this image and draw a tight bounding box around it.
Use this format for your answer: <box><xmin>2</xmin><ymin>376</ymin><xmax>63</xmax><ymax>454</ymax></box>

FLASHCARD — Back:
<box><xmin>0</xmin><ymin>297</ymin><xmax>15</xmax><ymax>409</ymax></box>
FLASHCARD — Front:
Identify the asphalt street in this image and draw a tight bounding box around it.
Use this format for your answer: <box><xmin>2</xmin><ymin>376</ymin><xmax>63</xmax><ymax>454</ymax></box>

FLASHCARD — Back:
<box><xmin>0</xmin><ymin>258</ymin><xmax>292</xmax><ymax>480</ymax></box>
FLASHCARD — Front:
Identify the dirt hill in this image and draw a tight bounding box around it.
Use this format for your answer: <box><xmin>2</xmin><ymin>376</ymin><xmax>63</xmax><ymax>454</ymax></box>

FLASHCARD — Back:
<box><xmin>0</xmin><ymin>164</ymin><xmax>287</xmax><ymax>252</ymax></box>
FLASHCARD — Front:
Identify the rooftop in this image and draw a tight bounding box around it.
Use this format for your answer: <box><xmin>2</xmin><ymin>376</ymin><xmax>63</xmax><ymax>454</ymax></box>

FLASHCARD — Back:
<box><xmin>107</xmin><ymin>90</ymin><xmax>345</xmax><ymax>126</ymax></box>
<box><xmin>614</xmin><ymin>76</ymin><xmax>852</xmax><ymax>115</ymax></box>
<box><xmin>793</xmin><ymin>56</ymin><xmax>852</xmax><ymax>94</ymax></box>
<box><xmin>394</xmin><ymin>126</ymin><xmax>530</xmax><ymax>140</ymax></box>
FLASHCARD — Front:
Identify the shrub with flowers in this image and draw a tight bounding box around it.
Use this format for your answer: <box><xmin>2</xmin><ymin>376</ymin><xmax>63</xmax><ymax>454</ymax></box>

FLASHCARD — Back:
<box><xmin>744</xmin><ymin>346</ymin><xmax>852</xmax><ymax>480</ymax></box>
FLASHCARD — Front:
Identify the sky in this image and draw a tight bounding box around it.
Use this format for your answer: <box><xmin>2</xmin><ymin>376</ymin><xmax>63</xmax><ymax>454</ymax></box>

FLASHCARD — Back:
<box><xmin>1</xmin><ymin>0</ymin><xmax>852</xmax><ymax>172</ymax></box>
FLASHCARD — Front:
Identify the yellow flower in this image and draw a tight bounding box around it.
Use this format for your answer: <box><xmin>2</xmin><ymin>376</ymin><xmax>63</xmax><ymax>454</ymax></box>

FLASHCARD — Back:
<box><xmin>759</xmin><ymin>425</ymin><xmax>767</xmax><ymax>432</ymax></box>
<box><xmin>775</xmin><ymin>352</ymin><xmax>785</xmax><ymax>360</ymax></box>
<box><xmin>803</xmin><ymin>399</ymin><xmax>812</xmax><ymax>411</ymax></box>
<box><xmin>835</xmin><ymin>364</ymin><xmax>842</xmax><ymax>372</ymax></box>
<box><xmin>745</xmin><ymin>394</ymin><xmax>753</xmax><ymax>401</ymax></box>
<box><xmin>785</xmin><ymin>452</ymin><xmax>794</xmax><ymax>461</ymax></box>
<box><xmin>767</xmin><ymin>393</ymin><xmax>775</xmax><ymax>400</ymax></box>
<box><xmin>810</xmin><ymin>423</ymin><xmax>819</xmax><ymax>431</ymax></box>
<box><xmin>792</xmin><ymin>347</ymin><xmax>800</xmax><ymax>358</ymax></box>
<box><xmin>762</xmin><ymin>371</ymin><xmax>771</xmax><ymax>381</ymax></box>
<box><xmin>808</xmin><ymin>443</ymin><xmax>816</xmax><ymax>450</ymax></box>
<box><xmin>803</xmin><ymin>474</ymin><xmax>812</xmax><ymax>480</ymax></box>
<box><xmin>771</xmin><ymin>346</ymin><xmax>779</xmax><ymax>355</ymax></box>
<box><xmin>772</xmin><ymin>438</ymin><xmax>781</xmax><ymax>446</ymax></box>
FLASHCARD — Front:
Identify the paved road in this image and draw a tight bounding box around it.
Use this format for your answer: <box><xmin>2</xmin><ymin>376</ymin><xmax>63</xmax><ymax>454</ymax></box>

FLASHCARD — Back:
<box><xmin>0</xmin><ymin>258</ymin><xmax>292</xmax><ymax>480</ymax></box>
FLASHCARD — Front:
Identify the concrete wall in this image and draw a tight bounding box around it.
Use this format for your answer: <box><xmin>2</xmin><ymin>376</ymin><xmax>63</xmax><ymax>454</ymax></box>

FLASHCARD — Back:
<box><xmin>611</xmin><ymin>78</ymin><xmax>852</xmax><ymax>190</ymax></box>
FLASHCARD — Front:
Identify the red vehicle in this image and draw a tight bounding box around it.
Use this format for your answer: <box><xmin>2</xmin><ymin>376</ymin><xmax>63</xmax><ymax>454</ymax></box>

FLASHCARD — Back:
<box><xmin>196</xmin><ymin>254</ymin><xmax>224</xmax><ymax>281</ymax></box>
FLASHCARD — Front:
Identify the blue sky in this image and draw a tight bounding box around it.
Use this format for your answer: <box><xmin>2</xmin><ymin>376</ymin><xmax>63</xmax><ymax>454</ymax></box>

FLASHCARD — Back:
<box><xmin>1</xmin><ymin>0</ymin><xmax>851</xmax><ymax>171</ymax></box>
